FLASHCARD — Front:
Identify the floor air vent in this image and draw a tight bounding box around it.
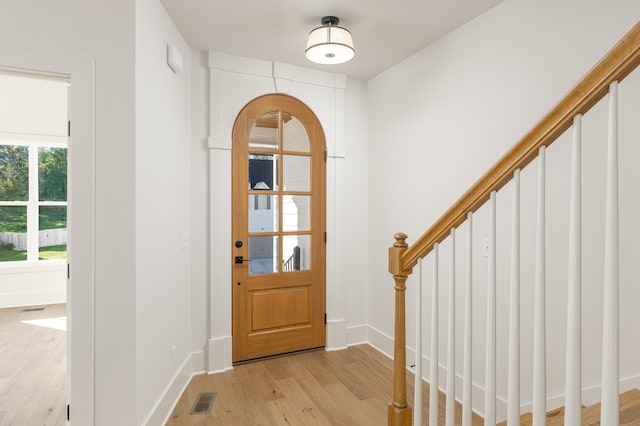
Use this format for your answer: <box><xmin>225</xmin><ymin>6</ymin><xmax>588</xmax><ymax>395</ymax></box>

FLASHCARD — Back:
<box><xmin>21</xmin><ymin>307</ymin><xmax>45</xmax><ymax>312</ymax></box>
<box><xmin>189</xmin><ymin>392</ymin><xmax>216</xmax><ymax>415</ymax></box>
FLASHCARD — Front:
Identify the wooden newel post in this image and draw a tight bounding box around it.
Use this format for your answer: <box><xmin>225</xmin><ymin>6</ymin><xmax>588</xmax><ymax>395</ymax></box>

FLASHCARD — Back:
<box><xmin>388</xmin><ymin>233</ymin><xmax>413</xmax><ymax>426</ymax></box>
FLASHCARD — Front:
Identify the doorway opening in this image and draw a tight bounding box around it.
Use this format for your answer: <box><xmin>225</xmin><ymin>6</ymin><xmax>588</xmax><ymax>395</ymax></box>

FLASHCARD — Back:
<box><xmin>0</xmin><ymin>69</ymin><xmax>69</xmax><ymax>424</ymax></box>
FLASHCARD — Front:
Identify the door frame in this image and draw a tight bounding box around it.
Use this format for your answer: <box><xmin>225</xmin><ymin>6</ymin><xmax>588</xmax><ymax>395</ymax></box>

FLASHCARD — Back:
<box><xmin>230</xmin><ymin>94</ymin><xmax>327</xmax><ymax>362</ymax></box>
<box><xmin>206</xmin><ymin>52</ymin><xmax>349</xmax><ymax>372</ymax></box>
<box><xmin>0</xmin><ymin>45</ymin><xmax>95</xmax><ymax>424</ymax></box>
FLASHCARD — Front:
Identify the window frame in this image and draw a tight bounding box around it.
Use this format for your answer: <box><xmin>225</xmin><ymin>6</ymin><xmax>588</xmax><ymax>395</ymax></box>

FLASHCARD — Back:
<box><xmin>0</xmin><ymin>133</ymin><xmax>67</xmax><ymax>266</ymax></box>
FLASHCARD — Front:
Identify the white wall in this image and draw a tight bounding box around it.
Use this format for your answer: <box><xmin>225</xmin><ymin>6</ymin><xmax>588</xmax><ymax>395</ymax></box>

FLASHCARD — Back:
<box><xmin>0</xmin><ymin>1</ymin><xmax>137</xmax><ymax>424</ymax></box>
<box><xmin>0</xmin><ymin>73</ymin><xmax>68</xmax><ymax>135</ymax></box>
<box><xmin>368</xmin><ymin>0</ymin><xmax>640</xmax><ymax>419</ymax></box>
<box><xmin>135</xmin><ymin>0</ymin><xmax>192</xmax><ymax>423</ymax></box>
<box><xmin>0</xmin><ymin>266</ymin><xmax>65</xmax><ymax>308</ymax></box>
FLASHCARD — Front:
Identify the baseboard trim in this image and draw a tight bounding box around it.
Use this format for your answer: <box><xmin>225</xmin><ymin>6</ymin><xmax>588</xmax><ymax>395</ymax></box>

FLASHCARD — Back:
<box><xmin>144</xmin><ymin>353</ymin><xmax>196</xmax><ymax>426</ymax></box>
<box><xmin>190</xmin><ymin>350</ymin><xmax>206</xmax><ymax>374</ymax></box>
<box><xmin>0</xmin><ymin>289</ymin><xmax>66</xmax><ymax>309</ymax></box>
<box><xmin>208</xmin><ymin>336</ymin><xmax>233</xmax><ymax>373</ymax></box>
<box><xmin>365</xmin><ymin>324</ymin><xmax>394</xmax><ymax>357</ymax></box>
<box><xmin>538</xmin><ymin>373</ymin><xmax>640</xmax><ymax>414</ymax></box>
<box><xmin>326</xmin><ymin>319</ymin><xmax>347</xmax><ymax>350</ymax></box>
<box><xmin>346</xmin><ymin>324</ymin><xmax>368</xmax><ymax>347</ymax></box>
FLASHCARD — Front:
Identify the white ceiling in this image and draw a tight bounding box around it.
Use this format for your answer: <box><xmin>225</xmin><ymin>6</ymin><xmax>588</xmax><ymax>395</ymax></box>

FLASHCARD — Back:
<box><xmin>160</xmin><ymin>0</ymin><xmax>503</xmax><ymax>81</ymax></box>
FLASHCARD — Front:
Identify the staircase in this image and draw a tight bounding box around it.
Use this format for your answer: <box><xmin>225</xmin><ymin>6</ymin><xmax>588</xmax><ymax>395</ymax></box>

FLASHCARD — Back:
<box><xmin>387</xmin><ymin>22</ymin><xmax>640</xmax><ymax>426</ymax></box>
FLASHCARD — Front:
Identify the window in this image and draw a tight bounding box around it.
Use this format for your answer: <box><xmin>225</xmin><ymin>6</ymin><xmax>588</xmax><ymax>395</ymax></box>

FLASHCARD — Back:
<box><xmin>0</xmin><ymin>140</ymin><xmax>67</xmax><ymax>263</ymax></box>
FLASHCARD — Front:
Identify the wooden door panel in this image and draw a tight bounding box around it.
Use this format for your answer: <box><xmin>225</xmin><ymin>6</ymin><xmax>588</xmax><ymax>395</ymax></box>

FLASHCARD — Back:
<box><xmin>250</xmin><ymin>286</ymin><xmax>311</xmax><ymax>331</ymax></box>
<box><xmin>245</xmin><ymin>326</ymin><xmax>315</xmax><ymax>360</ymax></box>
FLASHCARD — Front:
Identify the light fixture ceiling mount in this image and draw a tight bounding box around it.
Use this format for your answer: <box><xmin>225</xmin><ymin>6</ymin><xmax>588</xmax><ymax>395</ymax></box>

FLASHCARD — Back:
<box><xmin>305</xmin><ymin>16</ymin><xmax>355</xmax><ymax>65</ymax></box>
<box><xmin>320</xmin><ymin>16</ymin><xmax>339</xmax><ymax>26</ymax></box>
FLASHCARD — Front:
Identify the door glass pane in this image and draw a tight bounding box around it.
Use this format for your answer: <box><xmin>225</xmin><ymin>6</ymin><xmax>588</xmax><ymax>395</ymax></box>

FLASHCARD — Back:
<box><xmin>0</xmin><ymin>145</ymin><xmax>29</xmax><ymax>201</ymax></box>
<box><xmin>249</xmin><ymin>235</ymin><xmax>278</xmax><ymax>275</ymax></box>
<box><xmin>39</xmin><ymin>206</ymin><xmax>67</xmax><ymax>259</ymax></box>
<box><xmin>0</xmin><ymin>206</ymin><xmax>27</xmax><ymax>262</ymax></box>
<box><xmin>38</xmin><ymin>147</ymin><xmax>67</xmax><ymax>201</ymax></box>
<box><xmin>283</xmin><ymin>116</ymin><xmax>310</xmax><ymax>153</ymax></box>
<box><xmin>282</xmin><ymin>195</ymin><xmax>310</xmax><ymax>232</ymax></box>
<box><xmin>282</xmin><ymin>155</ymin><xmax>310</xmax><ymax>192</ymax></box>
<box><xmin>283</xmin><ymin>235</ymin><xmax>311</xmax><ymax>272</ymax></box>
<box><xmin>249</xmin><ymin>153</ymin><xmax>278</xmax><ymax>191</ymax></box>
<box><xmin>249</xmin><ymin>111</ymin><xmax>278</xmax><ymax>150</ymax></box>
<box><xmin>249</xmin><ymin>195</ymin><xmax>278</xmax><ymax>232</ymax></box>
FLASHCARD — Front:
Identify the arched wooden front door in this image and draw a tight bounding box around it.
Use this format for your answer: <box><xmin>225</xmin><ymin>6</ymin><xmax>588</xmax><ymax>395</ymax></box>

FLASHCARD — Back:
<box><xmin>231</xmin><ymin>94</ymin><xmax>326</xmax><ymax>362</ymax></box>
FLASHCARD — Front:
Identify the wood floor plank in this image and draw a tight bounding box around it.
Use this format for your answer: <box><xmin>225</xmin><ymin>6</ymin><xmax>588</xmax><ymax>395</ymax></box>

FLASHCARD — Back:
<box><xmin>274</xmin><ymin>376</ymin><xmax>331</xmax><ymax>424</ymax></box>
<box><xmin>282</xmin><ymin>354</ymin><xmax>363</xmax><ymax>425</ymax></box>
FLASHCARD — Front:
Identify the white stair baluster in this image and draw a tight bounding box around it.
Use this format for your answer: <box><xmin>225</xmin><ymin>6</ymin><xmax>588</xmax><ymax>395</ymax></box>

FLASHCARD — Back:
<box><xmin>462</xmin><ymin>212</ymin><xmax>473</xmax><ymax>426</ymax></box>
<box><xmin>414</xmin><ymin>259</ymin><xmax>423</xmax><ymax>425</ymax></box>
<box><xmin>565</xmin><ymin>114</ymin><xmax>583</xmax><ymax>426</ymax></box>
<box><xmin>601</xmin><ymin>81</ymin><xmax>619</xmax><ymax>426</ymax></box>
<box><xmin>430</xmin><ymin>244</ymin><xmax>440</xmax><ymax>426</ymax></box>
<box><xmin>446</xmin><ymin>229</ymin><xmax>456</xmax><ymax>426</ymax></box>
<box><xmin>508</xmin><ymin>169</ymin><xmax>521</xmax><ymax>425</ymax></box>
<box><xmin>484</xmin><ymin>191</ymin><xmax>497</xmax><ymax>425</ymax></box>
<box><xmin>533</xmin><ymin>146</ymin><xmax>547</xmax><ymax>426</ymax></box>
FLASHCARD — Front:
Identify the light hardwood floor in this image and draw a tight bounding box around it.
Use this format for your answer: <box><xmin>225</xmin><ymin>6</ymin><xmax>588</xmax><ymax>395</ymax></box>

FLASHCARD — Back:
<box><xmin>0</xmin><ymin>303</ymin><xmax>66</xmax><ymax>425</ymax></box>
<box><xmin>167</xmin><ymin>344</ymin><xmax>483</xmax><ymax>426</ymax></box>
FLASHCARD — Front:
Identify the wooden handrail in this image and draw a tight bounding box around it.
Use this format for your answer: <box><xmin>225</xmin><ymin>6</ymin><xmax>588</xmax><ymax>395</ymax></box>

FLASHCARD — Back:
<box><xmin>400</xmin><ymin>21</ymin><xmax>640</xmax><ymax>271</ymax></box>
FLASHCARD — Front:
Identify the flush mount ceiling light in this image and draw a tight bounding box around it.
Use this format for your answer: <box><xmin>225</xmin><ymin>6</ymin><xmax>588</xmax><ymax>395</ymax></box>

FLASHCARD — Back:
<box><xmin>305</xmin><ymin>16</ymin><xmax>355</xmax><ymax>65</ymax></box>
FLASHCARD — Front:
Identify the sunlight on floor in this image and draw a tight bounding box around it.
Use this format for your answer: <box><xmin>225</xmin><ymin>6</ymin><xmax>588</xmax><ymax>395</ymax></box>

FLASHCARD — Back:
<box><xmin>21</xmin><ymin>316</ymin><xmax>67</xmax><ymax>331</ymax></box>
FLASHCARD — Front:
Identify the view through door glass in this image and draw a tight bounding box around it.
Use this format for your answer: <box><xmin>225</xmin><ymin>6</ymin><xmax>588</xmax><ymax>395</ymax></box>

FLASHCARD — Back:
<box><xmin>248</xmin><ymin>112</ymin><xmax>311</xmax><ymax>274</ymax></box>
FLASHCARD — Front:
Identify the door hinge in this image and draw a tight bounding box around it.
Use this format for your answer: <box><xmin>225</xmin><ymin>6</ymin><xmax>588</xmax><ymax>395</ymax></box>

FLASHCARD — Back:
<box><xmin>67</xmin><ymin>263</ymin><xmax>70</xmax><ymax>279</ymax></box>
<box><xmin>324</xmin><ymin>232</ymin><xmax>327</xmax><ymax>243</ymax></box>
<box><xmin>324</xmin><ymin>313</ymin><xmax>327</xmax><ymax>324</ymax></box>
<box><xmin>67</xmin><ymin>404</ymin><xmax>70</xmax><ymax>421</ymax></box>
<box><xmin>324</xmin><ymin>150</ymin><xmax>327</xmax><ymax>162</ymax></box>
<box><xmin>68</xmin><ymin>120</ymin><xmax>71</xmax><ymax>137</ymax></box>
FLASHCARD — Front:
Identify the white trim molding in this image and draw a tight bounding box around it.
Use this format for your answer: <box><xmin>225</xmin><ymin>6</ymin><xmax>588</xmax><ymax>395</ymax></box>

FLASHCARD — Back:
<box><xmin>205</xmin><ymin>51</ymin><xmax>348</xmax><ymax>370</ymax></box>
<box><xmin>208</xmin><ymin>336</ymin><xmax>233</xmax><ymax>374</ymax></box>
<box><xmin>0</xmin><ymin>44</ymin><xmax>96</xmax><ymax>426</ymax></box>
<box><xmin>146</xmin><ymin>351</ymin><xmax>209</xmax><ymax>426</ymax></box>
<box><xmin>326</xmin><ymin>319</ymin><xmax>347</xmax><ymax>350</ymax></box>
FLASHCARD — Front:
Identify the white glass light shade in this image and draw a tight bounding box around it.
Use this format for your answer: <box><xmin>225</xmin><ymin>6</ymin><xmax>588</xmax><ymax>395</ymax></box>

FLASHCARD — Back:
<box><xmin>305</xmin><ymin>25</ymin><xmax>355</xmax><ymax>65</ymax></box>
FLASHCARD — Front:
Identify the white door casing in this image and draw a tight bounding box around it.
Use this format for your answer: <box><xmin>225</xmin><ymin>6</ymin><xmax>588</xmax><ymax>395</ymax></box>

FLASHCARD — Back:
<box><xmin>206</xmin><ymin>53</ymin><xmax>348</xmax><ymax>372</ymax></box>
<box><xmin>0</xmin><ymin>45</ymin><xmax>95</xmax><ymax>425</ymax></box>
